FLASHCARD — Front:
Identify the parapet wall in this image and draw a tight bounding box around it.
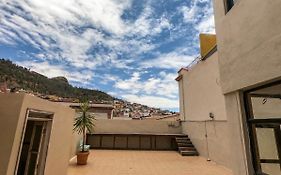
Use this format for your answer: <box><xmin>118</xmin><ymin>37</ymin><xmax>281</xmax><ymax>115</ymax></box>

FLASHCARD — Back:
<box><xmin>93</xmin><ymin>119</ymin><xmax>182</xmax><ymax>134</ymax></box>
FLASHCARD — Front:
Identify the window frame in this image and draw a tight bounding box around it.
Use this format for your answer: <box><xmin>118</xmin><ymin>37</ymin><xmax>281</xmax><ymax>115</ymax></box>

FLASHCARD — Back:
<box><xmin>224</xmin><ymin>0</ymin><xmax>235</xmax><ymax>13</ymax></box>
<box><xmin>243</xmin><ymin>80</ymin><xmax>281</xmax><ymax>174</ymax></box>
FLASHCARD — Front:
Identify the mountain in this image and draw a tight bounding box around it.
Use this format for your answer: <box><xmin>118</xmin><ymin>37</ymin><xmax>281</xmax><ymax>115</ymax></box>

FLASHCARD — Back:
<box><xmin>0</xmin><ymin>59</ymin><xmax>113</xmax><ymax>103</ymax></box>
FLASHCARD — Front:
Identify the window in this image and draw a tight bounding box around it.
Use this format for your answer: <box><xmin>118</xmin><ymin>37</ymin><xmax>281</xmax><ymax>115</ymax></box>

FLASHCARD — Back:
<box><xmin>244</xmin><ymin>81</ymin><xmax>281</xmax><ymax>175</ymax></box>
<box><xmin>225</xmin><ymin>0</ymin><xmax>235</xmax><ymax>12</ymax></box>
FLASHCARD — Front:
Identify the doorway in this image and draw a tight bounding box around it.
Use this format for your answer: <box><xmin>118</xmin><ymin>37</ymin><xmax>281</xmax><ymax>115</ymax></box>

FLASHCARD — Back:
<box><xmin>16</xmin><ymin>110</ymin><xmax>53</xmax><ymax>175</ymax></box>
<box><xmin>244</xmin><ymin>81</ymin><xmax>281</xmax><ymax>175</ymax></box>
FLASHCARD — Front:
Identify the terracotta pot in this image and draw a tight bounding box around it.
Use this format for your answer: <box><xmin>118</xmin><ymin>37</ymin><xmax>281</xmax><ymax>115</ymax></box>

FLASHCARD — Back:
<box><xmin>77</xmin><ymin>151</ymin><xmax>90</xmax><ymax>165</ymax></box>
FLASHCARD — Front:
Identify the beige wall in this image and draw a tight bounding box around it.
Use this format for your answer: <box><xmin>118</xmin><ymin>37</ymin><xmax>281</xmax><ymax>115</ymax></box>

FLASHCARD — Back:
<box><xmin>182</xmin><ymin>121</ymin><xmax>231</xmax><ymax>169</ymax></box>
<box><xmin>93</xmin><ymin>119</ymin><xmax>182</xmax><ymax>134</ymax></box>
<box><xmin>179</xmin><ymin>52</ymin><xmax>227</xmax><ymax>121</ymax></box>
<box><xmin>0</xmin><ymin>94</ymin><xmax>24</xmax><ymax>175</ymax></box>
<box><xmin>70</xmin><ymin>132</ymin><xmax>83</xmax><ymax>159</ymax></box>
<box><xmin>213</xmin><ymin>0</ymin><xmax>281</xmax><ymax>93</ymax></box>
<box><xmin>178</xmin><ymin>77</ymin><xmax>185</xmax><ymax>120</ymax></box>
<box><xmin>212</xmin><ymin>1</ymin><xmax>281</xmax><ymax>174</ymax></box>
<box><xmin>224</xmin><ymin>92</ymin><xmax>254</xmax><ymax>175</ymax></box>
<box><xmin>178</xmin><ymin>52</ymin><xmax>231</xmax><ymax>169</ymax></box>
<box><xmin>0</xmin><ymin>93</ymin><xmax>75</xmax><ymax>175</ymax></box>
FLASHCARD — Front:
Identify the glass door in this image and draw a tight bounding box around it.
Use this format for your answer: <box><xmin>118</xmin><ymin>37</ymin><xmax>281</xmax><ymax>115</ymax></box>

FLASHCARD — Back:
<box><xmin>245</xmin><ymin>81</ymin><xmax>281</xmax><ymax>175</ymax></box>
<box><xmin>24</xmin><ymin>121</ymin><xmax>46</xmax><ymax>175</ymax></box>
<box><xmin>253</xmin><ymin>123</ymin><xmax>281</xmax><ymax>174</ymax></box>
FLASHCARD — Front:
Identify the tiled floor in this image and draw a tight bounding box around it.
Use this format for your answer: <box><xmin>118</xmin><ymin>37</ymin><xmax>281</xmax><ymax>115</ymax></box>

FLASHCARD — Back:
<box><xmin>68</xmin><ymin>150</ymin><xmax>233</xmax><ymax>175</ymax></box>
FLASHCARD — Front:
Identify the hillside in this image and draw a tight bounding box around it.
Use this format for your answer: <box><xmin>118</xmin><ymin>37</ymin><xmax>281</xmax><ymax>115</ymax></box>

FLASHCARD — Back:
<box><xmin>0</xmin><ymin>59</ymin><xmax>113</xmax><ymax>103</ymax></box>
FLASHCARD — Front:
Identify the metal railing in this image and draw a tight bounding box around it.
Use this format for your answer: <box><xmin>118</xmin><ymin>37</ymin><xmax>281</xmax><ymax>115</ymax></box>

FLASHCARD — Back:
<box><xmin>185</xmin><ymin>55</ymin><xmax>202</xmax><ymax>70</ymax></box>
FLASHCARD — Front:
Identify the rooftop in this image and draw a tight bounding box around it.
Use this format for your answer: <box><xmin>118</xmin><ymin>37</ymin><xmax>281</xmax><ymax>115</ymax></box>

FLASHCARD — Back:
<box><xmin>67</xmin><ymin>150</ymin><xmax>233</xmax><ymax>175</ymax></box>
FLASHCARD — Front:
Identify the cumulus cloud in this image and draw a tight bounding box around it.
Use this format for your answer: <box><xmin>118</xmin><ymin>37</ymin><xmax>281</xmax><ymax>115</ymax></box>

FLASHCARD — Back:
<box><xmin>0</xmin><ymin>0</ymin><xmax>216</xmax><ymax>110</ymax></box>
<box><xmin>0</xmin><ymin>0</ymin><xmax>167</xmax><ymax>69</ymax></box>
<box><xmin>180</xmin><ymin>0</ymin><xmax>215</xmax><ymax>34</ymax></box>
<box><xmin>121</xmin><ymin>94</ymin><xmax>179</xmax><ymax>109</ymax></box>
<box><xmin>115</xmin><ymin>71</ymin><xmax>178</xmax><ymax>99</ymax></box>
<box><xmin>140</xmin><ymin>52</ymin><xmax>196</xmax><ymax>70</ymax></box>
<box><xmin>17</xmin><ymin>61</ymin><xmax>94</xmax><ymax>84</ymax></box>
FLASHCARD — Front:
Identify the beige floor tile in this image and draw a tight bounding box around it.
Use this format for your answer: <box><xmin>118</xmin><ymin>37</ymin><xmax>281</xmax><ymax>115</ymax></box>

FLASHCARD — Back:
<box><xmin>68</xmin><ymin>150</ymin><xmax>233</xmax><ymax>175</ymax></box>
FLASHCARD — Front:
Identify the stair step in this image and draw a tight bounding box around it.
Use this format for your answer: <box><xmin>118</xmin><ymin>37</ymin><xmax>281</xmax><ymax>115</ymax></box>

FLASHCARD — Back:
<box><xmin>175</xmin><ymin>136</ymin><xmax>189</xmax><ymax>139</ymax></box>
<box><xmin>174</xmin><ymin>135</ymin><xmax>198</xmax><ymax>156</ymax></box>
<box><xmin>175</xmin><ymin>137</ymin><xmax>190</xmax><ymax>141</ymax></box>
<box><xmin>180</xmin><ymin>150</ymin><xmax>199</xmax><ymax>156</ymax></box>
<box><xmin>178</xmin><ymin>147</ymin><xmax>196</xmax><ymax>151</ymax></box>
<box><xmin>176</xmin><ymin>139</ymin><xmax>192</xmax><ymax>144</ymax></box>
<box><xmin>177</xmin><ymin>142</ymin><xmax>193</xmax><ymax>147</ymax></box>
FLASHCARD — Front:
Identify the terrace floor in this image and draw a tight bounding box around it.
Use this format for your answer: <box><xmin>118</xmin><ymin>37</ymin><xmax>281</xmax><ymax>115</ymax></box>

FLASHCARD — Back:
<box><xmin>67</xmin><ymin>150</ymin><xmax>233</xmax><ymax>175</ymax></box>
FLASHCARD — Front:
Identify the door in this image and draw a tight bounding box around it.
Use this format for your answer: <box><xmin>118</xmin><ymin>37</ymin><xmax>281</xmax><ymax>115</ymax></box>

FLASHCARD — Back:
<box><xmin>245</xmin><ymin>81</ymin><xmax>281</xmax><ymax>175</ymax></box>
<box><xmin>252</xmin><ymin>123</ymin><xmax>281</xmax><ymax>174</ymax></box>
<box><xmin>24</xmin><ymin>121</ymin><xmax>46</xmax><ymax>175</ymax></box>
<box><xmin>17</xmin><ymin>117</ymin><xmax>52</xmax><ymax>175</ymax></box>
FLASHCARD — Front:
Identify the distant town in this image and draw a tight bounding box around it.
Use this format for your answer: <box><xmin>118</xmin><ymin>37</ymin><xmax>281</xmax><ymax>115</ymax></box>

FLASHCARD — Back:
<box><xmin>0</xmin><ymin>82</ymin><xmax>179</xmax><ymax>121</ymax></box>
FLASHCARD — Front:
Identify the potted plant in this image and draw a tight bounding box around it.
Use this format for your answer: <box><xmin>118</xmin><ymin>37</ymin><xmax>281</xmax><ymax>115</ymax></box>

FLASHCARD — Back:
<box><xmin>73</xmin><ymin>101</ymin><xmax>95</xmax><ymax>165</ymax></box>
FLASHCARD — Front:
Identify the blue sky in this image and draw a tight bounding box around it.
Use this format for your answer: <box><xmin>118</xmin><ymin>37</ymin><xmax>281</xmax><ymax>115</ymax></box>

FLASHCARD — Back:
<box><xmin>0</xmin><ymin>0</ymin><xmax>215</xmax><ymax>111</ymax></box>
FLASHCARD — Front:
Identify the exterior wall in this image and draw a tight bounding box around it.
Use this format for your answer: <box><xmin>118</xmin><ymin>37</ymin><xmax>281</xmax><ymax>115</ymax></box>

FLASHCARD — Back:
<box><xmin>223</xmin><ymin>92</ymin><xmax>254</xmax><ymax>175</ymax></box>
<box><xmin>182</xmin><ymin>121</ymin><xmax>231</xmax><ymax>168</ymax></box>
<box><xmin>93</xmin><ymin>119</ymin><xmax>182</xmax><ymax>134</ymax></box>
<box><xmin>0</xmin><ymin>94</ymin><xmax>24</xmax><ymax>175</ymax></box>
<box><xmin>178</xmin><ymin>52</ymin><xmax>231</xmax><ymax>169</ymax></box>
<box><xmin>0</xmin><ymin>93</ymin><xmax>75</xmax><ymax>175</ymax></box>
<box><xmin>212</xmin><ymin>0</ymin><xmax>281</xmax><ymax>174</ymax></box>
<box><xmin>180</xmin><ymin>52</ymin><xmax>227</xmax><ymax>121</ymax></box>
<box><xmin>70</xmin><ymin>132</ymin><xmax>83</xmax><ymax>159</ymax></box>
<box><xmin>178</xmin><ymin>77</ymin><xmax>185</xmax><ymax>120</ymax></box>
<box><xmin>213</xmin><ymin>0</ymin><xmax>281</xmax><ymax>93</ymax></box>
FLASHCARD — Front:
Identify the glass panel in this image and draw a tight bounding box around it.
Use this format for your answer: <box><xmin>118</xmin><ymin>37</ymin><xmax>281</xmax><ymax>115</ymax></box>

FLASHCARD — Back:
<box><xmin>256</xmin><ymin>127</ymin><xmax>279</xmax><ymax>160</ymax></box>
<box><xmin>32</xmin><ymin>125</ymin><xmax>43</xmax><ymax>152</ymax></box>
<box><xmin>28</xmin><ymin>153</ymin><xmax>37</xmax><ymax>175</ymax></box>
<box><xmin>17</xmin><ymin>121</ymin><xmax>34</xmax><ymax>175</ymax></box>
<box><xmin>261</xmin><ymin>163</ymin><xmax>281</xmax><ymax>175</ymax></box>
<box><xmin>252</xmin><ymin>97</ymin><xmax>281</xmax><ymax>119</ymax></box>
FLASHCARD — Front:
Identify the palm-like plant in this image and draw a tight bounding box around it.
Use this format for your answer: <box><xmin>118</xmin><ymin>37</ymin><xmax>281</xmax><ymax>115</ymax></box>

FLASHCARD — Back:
<box><xmin>73</xmin><ymin>101</ymin><xmax>95</xmax><ymax>152</ymax></box>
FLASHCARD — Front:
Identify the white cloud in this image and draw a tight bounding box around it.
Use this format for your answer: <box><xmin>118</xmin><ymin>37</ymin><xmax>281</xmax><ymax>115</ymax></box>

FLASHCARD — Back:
<box><xmin>196</xmin><ymin>14</ymin><xmax>215</xmax><ymax>34</ymax></box>
<box><xmin>180</xmin><ymin>0</ymin><xmax>215</xmax><ymax>34</ymax></box>
<box><xmin>140</xmin><ymin>52</ymin><xmax>196</xmax><ymax>70</ymax></box>
<box><xmin>181</xmin><ymin>4</ymin><xmax>197</xmax><ymax>23</ymax></box>
<box><xmin>121</xmin><ymin>94</ymin><xmax>179</xmax><ymax>109</ymax></box>
<box><xmin>17</xmin><ymin>61</ymin><xmax>94</xmax><ymax>84</ymax></box>
<box><xmin>0</xmin><ymin>0</ymin><xmax>168</xmax><ymax>70</ymax></box>
<box><xmin>0</xmin><ymin>0</ymin><xmax>216</xmax><ymax>110</ymax></box>
<box><xmin>115</xmin><ymin>71</ymin><xmax>178</xmax><ymax>99</ymax></box>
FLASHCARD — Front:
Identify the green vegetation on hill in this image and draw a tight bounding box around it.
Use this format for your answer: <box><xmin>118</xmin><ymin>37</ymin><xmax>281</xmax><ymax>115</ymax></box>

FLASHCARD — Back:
<box><xmin>0</xmin><ymin>59</ymin><xmax>113</xmax><ymax>103</ymax></box>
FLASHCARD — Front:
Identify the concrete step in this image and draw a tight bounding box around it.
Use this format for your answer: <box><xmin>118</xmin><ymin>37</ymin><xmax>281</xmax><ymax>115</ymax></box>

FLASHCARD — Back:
<box><xmin>177</xmin><ymin>142</ymin><xmax>193</xmax><ymax>147</ymax></box>
<box><xmin>175</xmin><ymin>135</ymin><xmax>189</xmax><ymax>138</ymax></box>
<box><xmin>176</xmin><ymin>139</ymin><xmax>192</xmax><ymax>144</ymax></box>
<box><xmin>178</xmin><ymin>147</ymin><xmax>197</xmax><ymax>152</ymax></box>
<box><xmin>175</xmin><ymin>137</ymin><xmax>190</xmax><ymax>141</ymax></box>
<box><xmin>180</xmin><ymin>150</ymin><xmax>199</xmax><ymax>156</ymax></box>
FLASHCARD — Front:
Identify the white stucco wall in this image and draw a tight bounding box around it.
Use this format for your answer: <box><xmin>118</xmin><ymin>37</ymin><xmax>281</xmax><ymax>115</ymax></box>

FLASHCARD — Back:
<box><xmin>179</xmin><ymin>52</ymin><xmax>227</xmax><ymax>121</ymax></box>
<box><xmin>213</xmin><ymin>0</ymin><xmax>281</xmax><ymax>93</ymax></box>
<box><xmin>178</xmin><ymin>52</ymin><xmax>231</xmax><ymax>169</ymax></box>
